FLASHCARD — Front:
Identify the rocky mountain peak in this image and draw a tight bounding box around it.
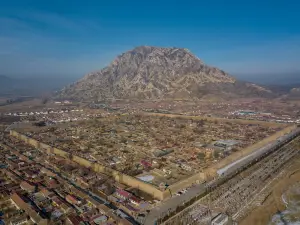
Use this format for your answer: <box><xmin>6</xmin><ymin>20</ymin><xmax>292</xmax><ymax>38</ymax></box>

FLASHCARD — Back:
<box><xmin>58</xmin><ymin>46</ymin><xmax>273</xmax><ymax>101</ymax></box>
<box><xmin>110</xmin><ymin>46</ymin><xmax>204</xmax><ymax>71</ymax></box>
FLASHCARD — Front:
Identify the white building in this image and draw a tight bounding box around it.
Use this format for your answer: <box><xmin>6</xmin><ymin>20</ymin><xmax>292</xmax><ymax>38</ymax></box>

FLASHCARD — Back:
<box><xmin>211</xmin><ymin>213</ymin><xmax>229</xmax><ymax>225</ymax></box>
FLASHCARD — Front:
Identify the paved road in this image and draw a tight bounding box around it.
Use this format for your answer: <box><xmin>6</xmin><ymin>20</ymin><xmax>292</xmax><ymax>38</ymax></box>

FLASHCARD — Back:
<box><xmin>219</xmin><ymin>128</ymin><xmax>300</xmax><ymax>176</ymax></box>
<box><xmin>144</xmin><ymin>183</ymin><xmax>207</xmax><ymax>225</ymax></box>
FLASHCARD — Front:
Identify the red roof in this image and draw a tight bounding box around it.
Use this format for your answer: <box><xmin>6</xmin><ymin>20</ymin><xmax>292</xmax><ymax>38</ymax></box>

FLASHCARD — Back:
<box><xmin>67</xmin><ymin>215</ymin><xmax>83</xmax><ymax>225</ymax></box>
<box><xmin>20</xmin><ymin>181</ymin><xmax>35</xmax><ymax>192</ymax></box>
<box><xmin>23</xmin><ymin>169</ymin><xmax>35</xmax><ymax>177</ymax></box>
<box><xmin>48</xmin><ymin>179</ymin><xmax>59</xmax><ymax>188</ymax></box>
<box><xmin>66</xmin><ymin>195</ymin><xmax>78</xmax><ymax>204</ymax></box>
<box><xmin>129</xmin><ymin>196</ymin><xmax>141</xmax><ymax>204</ymax></box>
<box><xmin>140</xmin><ymin>160</ymin><xmax>152</xmax><ymax>167</ymax></box>
<box><xmin>117</xmin><ymin>189</ymin><xmax>131</xmax><ymax>198</ymax></box>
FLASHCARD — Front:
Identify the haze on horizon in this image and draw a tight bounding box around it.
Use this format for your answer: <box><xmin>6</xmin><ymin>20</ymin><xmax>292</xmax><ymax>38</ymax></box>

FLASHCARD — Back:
<box><xmin>0</xmin><ymin>0</ymin><xmax>299</xmax><ymax>83</ymax></box>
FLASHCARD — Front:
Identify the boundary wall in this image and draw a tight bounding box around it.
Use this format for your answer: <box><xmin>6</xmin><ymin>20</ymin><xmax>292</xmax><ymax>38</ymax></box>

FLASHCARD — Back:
<box><xmin>10</xmin><ymin>130</ymin><xmax>166</xmax><ymax>200</ymax></box>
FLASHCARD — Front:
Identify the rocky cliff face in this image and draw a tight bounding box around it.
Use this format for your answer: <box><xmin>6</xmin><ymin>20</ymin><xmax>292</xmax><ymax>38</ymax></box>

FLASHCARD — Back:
<box><xmin>58</xmin><ymin>46</ymin><xmax>273</xmax><ymax>101</ymax></box>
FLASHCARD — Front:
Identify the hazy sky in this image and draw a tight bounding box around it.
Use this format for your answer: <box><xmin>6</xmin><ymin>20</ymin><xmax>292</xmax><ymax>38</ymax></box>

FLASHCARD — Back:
<box><xmin>0</xmin><ymin>0</ymin><xmax>299</xmax><ymax>79</ymax></box>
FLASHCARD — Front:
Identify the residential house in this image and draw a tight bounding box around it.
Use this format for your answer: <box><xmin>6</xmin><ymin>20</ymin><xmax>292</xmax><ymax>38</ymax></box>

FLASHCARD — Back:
<box><xmin>9</xmin><ymin>216</ymin><xmax>28</xmax><ymax>225</ymax></box>
<box><xmin>66</xmin><ymin>195</ymin><xmax>81</xmax><ymax>205</ymax></box>
<box><xmin>129</xmin><ymin>196</ymin><xmax>142</xmax><ymax>206</ymax></box>
<box><xmin>211</xmin><ymin>213</ymin><xmax>229</xmax><ymax>225</ymax></box>
<box><xmin>40</xmin><ymin>167</ymin><xmax>56</xmax><ymax>177</ymax></box>
<box><xmin>11</xmin><ymin>193</ymin><xmax>48</xmax><ymax>225</ymax></box>
<box><xmin>119</xmin><ymin>218</ymin><xmax>134</xmax><ymax>225</ymax></box>
<box><xmin>51</xmin><ymin>196</ymin><xmax>72</xmax><ymax>213</ymax></box>
<box><xmin>90</xmin><ymin>215</ymin><xmax>108</xmax><ymax>225</ymax></box>
<box><xmin>65</xmin><ymin>215</ymin><xmax>84</xmax><ymax>225</ymax></box>
<box><xmin>23</xmin><ymin>169</ymin><xmax>38</xmax><ymax>179</ymax></box>
<box><xmin>140</xmin><ymin>160</ymin><xmax>152</xmax><ymax>169</ymax></box>
<box><xmin>106</xmin><ymin>211</ymin><xmax>120</xmax><ymax>223</ymax></box>
<box><xmin>20</xmin><ymin>181</ymin><xmax>35</xmax><ymax>193</ymax></box>
<box><xmin>181</xmin><ymin>163</ymin><xmax>192</xmax><ymax>171</ymax></box>
<box><xmin>97</xmin><ymin>204</ymin><xmax>111</xmax><ymax>215</ymax></box>
<box><xmin>45</xmin><ymin>177</ymin><xmax>60</xmax><ymax>189</ymax></box>
<box><xmin>116</xmin><ymin>190</ymin><xmax>131</xmax><ymax>200</ymax></box>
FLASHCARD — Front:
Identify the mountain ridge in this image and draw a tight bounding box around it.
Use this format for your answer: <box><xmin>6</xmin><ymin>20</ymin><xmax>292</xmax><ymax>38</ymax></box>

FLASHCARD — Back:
<box><xmin>58</xmin><ymin>46</ymin><xmax>274</xmax><ymax>101</ymax></box>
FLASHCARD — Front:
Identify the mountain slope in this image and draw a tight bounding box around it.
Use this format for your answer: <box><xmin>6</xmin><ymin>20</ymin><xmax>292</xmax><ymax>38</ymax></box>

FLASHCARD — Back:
<box><xmin>58</xmin><ymin>46</ymin><xmax>273</xmax><ymax>101</ymax></box>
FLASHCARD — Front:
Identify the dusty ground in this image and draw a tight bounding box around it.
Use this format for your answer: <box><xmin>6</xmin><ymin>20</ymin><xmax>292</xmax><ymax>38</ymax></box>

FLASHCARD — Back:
<box><xmin>240</xmin><ymin>149</ymin><xmax>300</xmax><ymax>225</ymax></box>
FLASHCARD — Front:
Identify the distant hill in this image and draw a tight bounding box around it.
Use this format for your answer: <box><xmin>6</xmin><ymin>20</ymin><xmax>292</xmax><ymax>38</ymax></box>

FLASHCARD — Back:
<box><xmin>264</xmin><ymin>83</ymin><xmax>300</xmax><ymax>95</ymax></box>
<box><xmin>58</xmin><ymin>46</ymin><xmax>274</xmax><ymax>101</ymax></box>
<box><xmin>288</xmin><ymin>87</ymin><xmax>300</xmax><ymax>98</ymax></box>
<box><xmin>236</xmin><ymin>73</ymin><xmax>300</xmax><ymax>86</ymax></box>
<box><xmin>0</xmin><ymin>75</ymin><xmax>77</xmax><ymax>97</ymax></box>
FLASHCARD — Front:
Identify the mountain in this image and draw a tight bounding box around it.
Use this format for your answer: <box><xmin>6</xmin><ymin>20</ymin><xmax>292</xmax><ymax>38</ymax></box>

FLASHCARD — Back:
<box><xmin>288</xmin><ymin>87</ymin><xmax>300</xmax><ymax>98</ymax></box>
<box><xmin>58</xmin><ymin>46</ymin><xmax>274</xmax><ymax>101</ymax></box>
<box><xmin>264</xmin><ymin>83</ymin><xmax>300</xmax><ymax>95</ymax></box>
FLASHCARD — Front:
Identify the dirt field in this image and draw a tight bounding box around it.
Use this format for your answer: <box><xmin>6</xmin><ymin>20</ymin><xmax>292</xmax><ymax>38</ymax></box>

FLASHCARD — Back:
<box><xmin>240</xmin><ymin>151</ymin><xmax>300</xmax><ymax>225</ymax></box>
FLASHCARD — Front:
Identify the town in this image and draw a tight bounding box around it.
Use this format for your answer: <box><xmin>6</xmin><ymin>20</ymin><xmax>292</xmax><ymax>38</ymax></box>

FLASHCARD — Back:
<box><xmin>0</xmin><ymin>99</ymin><xmax>298</xmax><ymax>225</ymax></box>
<box><xmin>10</xmin><ymin>113</ymin><xmax>285</xmax><ymax>186</ymax></box>
<box><xmin>0</xmin><ymin>131</ymin><xmax>146</xmax><ymax>225</ymax></box>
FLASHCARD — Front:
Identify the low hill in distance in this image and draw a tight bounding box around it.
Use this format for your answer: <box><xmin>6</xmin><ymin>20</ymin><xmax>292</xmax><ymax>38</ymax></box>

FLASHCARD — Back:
<box><xmin>0</xmin><ymin>75</ymin><xmax>78</xmax><ymax>98</ymax></box>
<box><xmin>58</xmin><ymin>46</ymin><xmax>274</xmax><ymax>101</ymax></box>
<box><xmin>289</xmin><ymin>87</ymin><xmax>300</xmax><ymax>98</ymax></box>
